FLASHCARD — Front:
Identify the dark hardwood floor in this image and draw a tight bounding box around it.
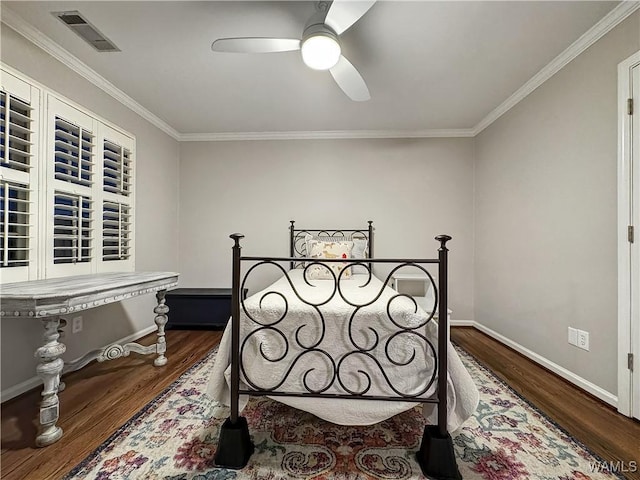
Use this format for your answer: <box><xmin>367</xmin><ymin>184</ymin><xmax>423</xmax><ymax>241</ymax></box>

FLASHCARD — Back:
<box><xmin>1</xmin><ymin>327</ymin><xmax>638</xmax><ymax>479</ymax></box>
<box><xmin>452</xmin><ymin>328</ymin><xmax>640</xmax><ymax>480</ymax></box>
<box><xmin>1</xmin><ymin>329</ymin><xmax>222</xmax><ymax>480</ymax></box>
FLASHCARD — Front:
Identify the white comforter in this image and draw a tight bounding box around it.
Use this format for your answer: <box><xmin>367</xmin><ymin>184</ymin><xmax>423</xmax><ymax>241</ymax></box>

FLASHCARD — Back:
<box><xmin>206</xmin><ymin>270</ymin><xmax>478</xmax><ymax>431</ymax></box>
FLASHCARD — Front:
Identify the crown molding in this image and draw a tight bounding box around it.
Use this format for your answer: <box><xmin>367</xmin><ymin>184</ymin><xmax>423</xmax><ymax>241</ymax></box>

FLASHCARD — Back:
<box><xmin>3</xmin><ymin>2</ymin><xmax>637</xmax><ymax>142</ymax></box>
<box><xmin>473</xmin><ymin>0</ymin><xmax>640</xmax><ymax>135</ymax></box>
<box><xmin>179</xmin><ymin>129</ymin><xmax>475</xmax><ymax>141</ymax></box>
<box><xmin>1</xmin><ymin>6</ymin><xmax>181</xmax><ymax>141</ymax></box>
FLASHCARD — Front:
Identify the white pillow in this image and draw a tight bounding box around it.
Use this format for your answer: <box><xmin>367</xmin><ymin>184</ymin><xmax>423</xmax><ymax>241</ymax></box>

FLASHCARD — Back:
<box><xmin>304</xmin><ymin>233</ymin><xmax>314</xmax><ymax>258</ymax></box>
<box><xmin>350</xmin><ymin>237</ymin><xmax>369</xmax><ymax>275</ymax></box>
<box><xmin>303</xmin><ymin>233</ymin><xmax>369</xmax><ymax>275</ymax></box>
<box><xmin>305</xmin><ymin>238</ymin><xmax>353</xmax><ymax>279</ymax></box>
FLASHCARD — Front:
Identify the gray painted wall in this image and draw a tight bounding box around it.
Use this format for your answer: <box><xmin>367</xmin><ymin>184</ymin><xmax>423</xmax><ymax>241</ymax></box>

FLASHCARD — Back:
<box><xmin>178</xmin><ymin>138</ymin><xmax>475</xmax><ymax>320</ymax></box>
<box><xmin>474</xmin><ymin>12</ymin><xmax>639</xmax><ymax>395</ymax></box>
<box><xmin>1</xmin><ymin>27</ymin><xmax>181</xmax><ymax>392</ymax></box>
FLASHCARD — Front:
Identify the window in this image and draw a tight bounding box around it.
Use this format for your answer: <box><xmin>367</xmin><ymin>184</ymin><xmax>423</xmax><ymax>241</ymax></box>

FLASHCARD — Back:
<box><xmin>0</xmin><ymin>71</ymin><xmax>40</xmax><ymax>283</ymax></box>
<box><xmin>0</xmin><ymin>66</ymin><xmax>135</xmax><ymax>283</ymax></box>
<box><xmin>54</xmin><ymin>116</ymin><xmax>95</xmax><ymax>187</ymax></box>
<box><xmin>45</xmin><ymin>96</ymin><xmax>98</xmax><ymax>277</ymax></box>
<box><xmin>103</xmin><ymin>138</ymin><xmax>132</xmax><ymax>196</ymax></box>
<box><xmin>53</xmin><ymin>192</ymin><xmax>93</xmax><ymax>265</ymax></box>
<box><xmin>1</xmin><ymin>181</ymin><xmax>32</xmax><ymax>269</ymax></box>
<box><xmin>102</xmin><ymin>201</ymin><xmax>131</xmax><ymax>261</ymax></box>
<box><xmin>98</xmin><ymin>126</ymin><xmax>134</xmax><ymax>272</ymax></box>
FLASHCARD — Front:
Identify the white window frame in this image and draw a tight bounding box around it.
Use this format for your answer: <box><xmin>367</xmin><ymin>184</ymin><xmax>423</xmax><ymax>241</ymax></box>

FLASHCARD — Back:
<box><xmin>45</xmin><ymin>96</ymin><xmax>98</xmax><ymax>278</ymax></box>
<box><xmin>0</xmin><ymin>65</ymin><xmax>136</xmax><ymax>283</ymax></box>
<box><xmin>0</xmin><ymin>69</ymin><xmax>41</xmax><ymax>283</ymax></box>
<box><xmin>98</xmin><ymin>124</ymin><xmax>135</xmax><ymax>273</ymax></box>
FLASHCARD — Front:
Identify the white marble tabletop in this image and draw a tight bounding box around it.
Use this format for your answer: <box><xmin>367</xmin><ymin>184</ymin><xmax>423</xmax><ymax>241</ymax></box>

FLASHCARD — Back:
<box><xmin>0</xmin><ymin>271</ymin><xmax>179</xmax><ymax>317</ymax></box>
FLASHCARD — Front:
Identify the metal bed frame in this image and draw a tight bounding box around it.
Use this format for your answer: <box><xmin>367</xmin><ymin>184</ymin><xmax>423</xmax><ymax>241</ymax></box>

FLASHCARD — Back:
<box><xmin>215</xmin><ymin>221</ymin><xmax>460</xmax><ymax>480</ymax></box>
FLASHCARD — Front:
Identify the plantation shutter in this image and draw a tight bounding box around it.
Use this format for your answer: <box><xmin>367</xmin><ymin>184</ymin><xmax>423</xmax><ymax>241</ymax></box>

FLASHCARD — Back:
<box><xmin>54</xmin><ymin>117</ymin><xmax>94</xmax><ymax>186</ymax></box>
<box><xmin>0</xmin><ymin>71</ymin><xmax>40</xmax><ymax>283</ymax></box>
<box><xmin>0</xmin><ymin>68</ymin><xmax>136</xmax><ymax>283</ymax></box>
<box><xmin>1</xmin><ymin>92</ymin><xmax>34</xmax><ymax>173</ymax></box>
<box><xmin>46</xmin><ymin>97</ymin><xmax>97</xmax><ymax>278</ymax></box>
<box><xmin>53</xmin><ymin>192</ymin><xmax>93</xmax><ymax>264</ymax></box>
<box><xmin>1</xmin><ymin>181</ymin><xmax>32</xmax><ymax>268</ymax></box>
<box><xmin>99</xmin><ymin>125</ymin><xmax>134</xmax><ymax>272</ymax></box>
<box><xmin>102</xmin><ymin>201</ymin><xmax>131</xmax><ymax>260</ymax></box>
<box><xmin>103</xmin><ymin>139</ymin><xmax>131</xmax><ymax>196</ymax></box>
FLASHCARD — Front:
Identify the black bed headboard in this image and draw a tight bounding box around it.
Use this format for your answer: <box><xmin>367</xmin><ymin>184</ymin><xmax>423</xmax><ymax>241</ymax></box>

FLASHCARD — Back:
<box><xmin>289</xmin><ymin>220</ymin><xmax>374</xmax><ymax>270</ymax></box>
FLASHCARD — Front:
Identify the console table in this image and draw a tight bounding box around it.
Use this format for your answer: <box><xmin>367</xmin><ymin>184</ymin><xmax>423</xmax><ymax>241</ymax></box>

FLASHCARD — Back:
<box><xmin>0</xmin><ymin>271</ymin><xmax>179</xmax><ymax>447</ymax></box>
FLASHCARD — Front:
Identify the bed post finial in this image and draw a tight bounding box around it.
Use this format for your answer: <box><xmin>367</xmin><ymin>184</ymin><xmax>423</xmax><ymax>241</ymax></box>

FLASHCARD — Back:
<box><xmin>230</xmin><ymin>233</ymin><xmax>244</xmax><ymax>247</ymax></box>
<box><xmin>435</xmin><ymin>234</ymin><xmax>452</xmax><ymax>250</ymax></box>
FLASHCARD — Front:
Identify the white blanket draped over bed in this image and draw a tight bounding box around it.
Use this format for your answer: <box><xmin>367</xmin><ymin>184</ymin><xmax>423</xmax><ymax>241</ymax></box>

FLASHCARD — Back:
<box><xmin>206</xmin><ymin>270</ymin><xmax>478</xmax><ymax>431</ymax></box>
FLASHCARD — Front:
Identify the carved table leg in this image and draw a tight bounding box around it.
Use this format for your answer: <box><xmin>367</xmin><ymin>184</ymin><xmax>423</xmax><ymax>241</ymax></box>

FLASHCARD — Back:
<box><xmin>57</xmin><ymin>318</ymin><xmax>67</xmax><ymax>392</ymax></box>
<box><xmin>153</xmin><ymin>290</ymin><xmax>169</xmax><ymax>366</ymax></box>
<box><xmin>34</xmin><ymin>316</ymin><xmax>66</xmax><ymax>447</ymax></box>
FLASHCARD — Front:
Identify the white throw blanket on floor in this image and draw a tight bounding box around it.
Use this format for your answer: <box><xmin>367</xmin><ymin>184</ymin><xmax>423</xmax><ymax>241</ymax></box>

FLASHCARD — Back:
<box><xmin>206</xmin><ymin>270</ymin><xmax>478</xmax><ymax>431</ymax></box>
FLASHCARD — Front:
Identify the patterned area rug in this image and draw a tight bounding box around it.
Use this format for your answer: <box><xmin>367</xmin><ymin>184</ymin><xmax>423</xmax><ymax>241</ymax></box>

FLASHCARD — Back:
<box><xmin>64</xmin><ymin>346</ymin><xmax>621</xmax><ymax>480</ymax></box>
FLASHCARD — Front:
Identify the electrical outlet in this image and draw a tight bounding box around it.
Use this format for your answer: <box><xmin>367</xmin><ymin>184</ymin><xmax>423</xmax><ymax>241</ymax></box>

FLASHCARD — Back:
<box><xmin>577</xmin><ymin>329</ymin><xmax>589</xmax><ymax>351</ymax></box>
<box><xmin>72</xmin><ymin>316</ymin><xmax>83</xmax><ymax>334</ymax></box>
<box><xmin>568</xmin><ymin>327</ymin><xmax>578</xmax><ymax>346</ymax></box>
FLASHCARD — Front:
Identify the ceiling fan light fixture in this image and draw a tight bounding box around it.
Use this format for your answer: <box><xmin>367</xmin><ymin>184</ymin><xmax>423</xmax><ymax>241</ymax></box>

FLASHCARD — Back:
<box><xmin>301</xmin><ymin>33</ymin><xmax>341</xmax><ymax>70</ymax></box>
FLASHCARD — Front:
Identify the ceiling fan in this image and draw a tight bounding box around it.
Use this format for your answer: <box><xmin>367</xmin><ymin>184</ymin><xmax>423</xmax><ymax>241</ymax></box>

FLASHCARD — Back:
<box><xmin>211</xmin><ymin>1</ymin><xmax>376</xmax><ymax>102</ymax></box>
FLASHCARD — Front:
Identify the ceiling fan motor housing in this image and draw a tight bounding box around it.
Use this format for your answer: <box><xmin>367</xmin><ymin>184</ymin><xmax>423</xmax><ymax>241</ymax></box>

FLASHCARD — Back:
<box><xmin>300</xmin><ymin>23</ymin><xmax>341</xmax><ymax>70</ymax></box>
<box><xmin>302</xmin><ymin>23</ymin><xmax>339</xmax><ymax>44</ymax></box>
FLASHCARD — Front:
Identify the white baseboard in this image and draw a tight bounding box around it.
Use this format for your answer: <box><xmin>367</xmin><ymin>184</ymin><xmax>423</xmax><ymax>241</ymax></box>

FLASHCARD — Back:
<box><xmin>469</xmin><ymin>322</ymin><xmax>618</xmax><ymax>408</ymax></box>
<box><xmin>1</xmin><ymin>325</ymin><xmax>158</xmax><ymax>403</ymax></box>
<box><xmin>450</xmin><ymin>319</ymin><xmax>475</xmax><ymax>327</ymax></box>
<box><xmin>1</xmin><ymin>375</ymin><xmax>43</xmax><ymax>404</ymax></box>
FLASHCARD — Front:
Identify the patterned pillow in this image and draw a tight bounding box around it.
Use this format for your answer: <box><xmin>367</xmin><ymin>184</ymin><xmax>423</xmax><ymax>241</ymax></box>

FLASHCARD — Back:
<box><xmin>350</xmin><ymin>238</ymin><xmax>369</xmax><ymax>275</ymax></box>
<box><xmin>306</xmin><ymin>239</ymin><xmax>353</xmax><ymax>279</ymax></box>
<box><xmin>304</xmin><ymin>234</ymin><xmax>369</xmax><ymax>275</ymax></box>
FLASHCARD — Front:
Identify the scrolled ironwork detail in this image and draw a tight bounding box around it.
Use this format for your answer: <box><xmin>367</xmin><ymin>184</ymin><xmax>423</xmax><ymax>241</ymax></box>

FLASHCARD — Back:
<box><xmin>241</xmin><ymin>261</ymin><xmax>329</xmax><ymax>351</ymax></box>
<box><xmin>240</xmin><ymin>345</ymin><xmax>337</xmax><ymax>394</ymax></box>
<box><xmin>335</xmin><ymin>348</ymin><xmax>436</xmax><ymax>399</ymax></box>
<box><xmin>237</xmin><ymin>258</ymin><xmax>441</xmax><ymax>400</ymax></box>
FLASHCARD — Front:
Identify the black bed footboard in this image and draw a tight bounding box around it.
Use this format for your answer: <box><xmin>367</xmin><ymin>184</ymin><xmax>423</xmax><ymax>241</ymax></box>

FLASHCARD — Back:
<box><xmin>215</xmin><ymin>233</ymin><xmax>460</xmax><ymax>480</ymax></box>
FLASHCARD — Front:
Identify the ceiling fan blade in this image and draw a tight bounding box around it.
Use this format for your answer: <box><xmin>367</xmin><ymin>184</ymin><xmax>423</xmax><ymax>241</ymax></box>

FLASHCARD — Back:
<box><xmin>329</xmin><ymin>55</ymin><xmax>370</xmax><ymax>102</ymax></box>
<box><xmin>324</xmin><ymin>1</ymin><xmax>376</xmax><ymax>35</ymax></box>
<box><xmin>211</xmin><ymin>38</ymin><xmax>301</xmax><ymax>53</ymax></box>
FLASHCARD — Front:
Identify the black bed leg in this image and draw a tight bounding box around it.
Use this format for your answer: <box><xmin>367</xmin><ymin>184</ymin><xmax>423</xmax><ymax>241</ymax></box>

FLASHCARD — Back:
<box><xmin>214</xmin><ymin>416</ymin><xmax>254</xmax><ymax>469</ymax></box>
<box><xmin>417</xmin><ymin>425</ymin><xmax>461</xmax><ymax>480</ymax></box>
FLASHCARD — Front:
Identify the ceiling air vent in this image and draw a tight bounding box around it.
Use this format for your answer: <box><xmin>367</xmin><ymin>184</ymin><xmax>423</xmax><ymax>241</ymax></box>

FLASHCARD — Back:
<box><xmin>53</xmin><ymin>11</ymin><xmax>120</xmax><ymax>52</ymax></box>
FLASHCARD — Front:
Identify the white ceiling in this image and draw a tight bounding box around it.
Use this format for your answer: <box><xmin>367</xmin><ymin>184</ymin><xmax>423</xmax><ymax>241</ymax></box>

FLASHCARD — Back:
<box><xmin>3</xmin><ymin>1</ymin><xmax>619</xmax><ymax>136</ymax></box>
